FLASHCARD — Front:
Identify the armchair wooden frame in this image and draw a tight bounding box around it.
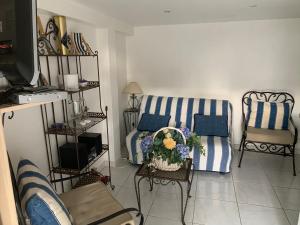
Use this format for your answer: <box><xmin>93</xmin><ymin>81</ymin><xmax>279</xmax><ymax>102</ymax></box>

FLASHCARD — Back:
<box><xmin>238</xmin><ymin>91</ymin><xmax>298</xmax><ymax>176</ymax></box>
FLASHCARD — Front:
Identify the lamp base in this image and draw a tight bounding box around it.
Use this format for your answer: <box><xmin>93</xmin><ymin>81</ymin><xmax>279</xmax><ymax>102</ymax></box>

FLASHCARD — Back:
<box><xmin>128</xmin><ymin>94</ymin><xmax>140</xmax><ymax>110</ymax></box>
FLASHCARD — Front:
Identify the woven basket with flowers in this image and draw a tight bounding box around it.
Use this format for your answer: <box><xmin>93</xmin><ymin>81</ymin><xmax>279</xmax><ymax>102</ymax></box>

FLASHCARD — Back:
<box><xmin>140</xmin><ymin>127</ymin><xmax>205</xmax><ymax>171</ymax></box>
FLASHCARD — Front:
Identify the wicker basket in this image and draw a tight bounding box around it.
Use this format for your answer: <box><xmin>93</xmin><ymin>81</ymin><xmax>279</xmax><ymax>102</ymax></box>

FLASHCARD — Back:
<box><xmin>150</xmin><ymin>127</ymin><xmax>186</xmax><ymax>171</ymax></box>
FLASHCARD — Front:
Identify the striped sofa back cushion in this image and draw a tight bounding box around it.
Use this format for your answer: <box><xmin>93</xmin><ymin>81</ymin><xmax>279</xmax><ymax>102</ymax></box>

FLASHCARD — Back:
<box><xmin>139</xmin><ymin>95</ymin><xmax>232</xmax><ymax>132</ymax></box>
<box><xmin>247</xmin><ymin>99</ymin><xmax>291</xmax><ymax>130</ymax></box>
<box><xmin>17</xmin><ymin>159</ymin><xmax>73</xmax><ymax>225</ymax></box>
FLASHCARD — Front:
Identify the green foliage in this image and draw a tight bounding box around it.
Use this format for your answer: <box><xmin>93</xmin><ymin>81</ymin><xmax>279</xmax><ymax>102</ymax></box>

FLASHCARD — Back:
<box><xmin>142</xmin><ymin>128</ymin><xmax>205</xmax><ymax>165</ymax></box>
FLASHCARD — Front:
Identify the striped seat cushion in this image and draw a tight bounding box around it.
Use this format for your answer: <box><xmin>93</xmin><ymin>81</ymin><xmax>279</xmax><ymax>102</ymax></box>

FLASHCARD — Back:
<box><xmin>190</xmin><ymin>136</ymin><xmax>232</xmax><ymax>172</ymax></box>
<box><xmin>126</xmin><ymin>129</ymin><xmax>232</xmax><ymax>173</ymax></box>
<box><xmin>17</xmin><ymin>159</ymin><xmax>73</xmax><ymax>225</ymax></box>
<box><xmin>247</xmin><ymin>99</ymin><xmax>291</xmax><ymax>130</ymax></box>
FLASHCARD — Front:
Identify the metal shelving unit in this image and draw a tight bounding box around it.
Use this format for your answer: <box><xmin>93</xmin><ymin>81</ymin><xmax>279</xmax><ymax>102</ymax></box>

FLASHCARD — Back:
<box><xmin>38</xmin><ymin>51</ymin><xmax>114</xmax><ymax>192</ymax></box>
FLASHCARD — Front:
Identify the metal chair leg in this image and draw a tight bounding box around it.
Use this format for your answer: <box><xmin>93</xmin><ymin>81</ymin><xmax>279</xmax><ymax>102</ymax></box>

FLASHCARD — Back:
<box><xmin>238</xmin><ymin>136</ymin><xmax>244</xmax><ymax>152</ymax></box>
<box><xmin>283</xmin><ymin>147</ymin><xmax>287</xmax><ymax>157</ymax></box>
<box><xmin>292</xmin><ymin>147</ymin><xmax>297</xmax><ymax>176</ymax></box>
<box><xmin>238</xmin><ymin>137</ymin><xmax>245</xmax><ymax>168</ymax></box>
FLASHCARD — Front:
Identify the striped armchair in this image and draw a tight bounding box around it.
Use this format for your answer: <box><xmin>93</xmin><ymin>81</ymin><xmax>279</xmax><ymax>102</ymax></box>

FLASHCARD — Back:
<box><xmin>126</xmin><ymin>95</ymin><xmax>233</xmax><ymax>173</ymax></box>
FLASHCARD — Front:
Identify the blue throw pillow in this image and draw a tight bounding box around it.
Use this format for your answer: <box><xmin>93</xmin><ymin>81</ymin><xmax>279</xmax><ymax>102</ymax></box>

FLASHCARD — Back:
<box><xmin>137</xmin><ymin>113</ymin><xmax>171</xmax><ymax>132</ymax></box>
<box><xmin>194</xmin><ymin>114</ymin><xmax>228</xmax><ymax>137</ymax></box>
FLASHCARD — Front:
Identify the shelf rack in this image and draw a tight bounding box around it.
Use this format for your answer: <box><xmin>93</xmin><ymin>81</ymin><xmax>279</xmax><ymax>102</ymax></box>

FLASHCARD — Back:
<box><xmin>39</xmin><ymin>51</ymin><xmax>114</xmax><ymax>192</ymax></box>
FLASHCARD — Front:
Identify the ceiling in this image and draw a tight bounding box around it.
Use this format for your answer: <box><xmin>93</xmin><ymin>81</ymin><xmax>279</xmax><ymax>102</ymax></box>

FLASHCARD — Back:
<box><xmin>71</xmin><ymin>0</ymin><xmax>300</xmax><ymax>26</ymax></box>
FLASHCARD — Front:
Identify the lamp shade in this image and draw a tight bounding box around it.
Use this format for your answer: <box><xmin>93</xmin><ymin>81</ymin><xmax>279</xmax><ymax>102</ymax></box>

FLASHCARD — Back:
<box><xmin>123</xmin><ymin>82</ymin><xmax>143</xmax><ymax>94</ymax></box>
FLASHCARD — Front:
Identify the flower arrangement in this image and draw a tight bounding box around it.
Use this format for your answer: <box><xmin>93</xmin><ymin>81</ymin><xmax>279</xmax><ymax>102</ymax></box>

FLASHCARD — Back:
<box><xmin>140</xmin><ymin>127</ymin><xmax>205</xmax><ymax>170</ymax></box>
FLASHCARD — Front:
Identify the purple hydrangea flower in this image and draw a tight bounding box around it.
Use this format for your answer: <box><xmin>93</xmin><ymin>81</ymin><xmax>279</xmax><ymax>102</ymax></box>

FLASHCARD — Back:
<box><xmin>176</xmin><ymin>144</ymin><xmax>190</xmax><ymax>160</ymax></box>
<box><xmin>141</xmin><ymin>136</ymin><xmax>153</xmax><ymax>153</ymax></box>
<box><xmin>180</xmin><ymin>127</ymin><xmax>192</xmax><ymax>139</ymax></box>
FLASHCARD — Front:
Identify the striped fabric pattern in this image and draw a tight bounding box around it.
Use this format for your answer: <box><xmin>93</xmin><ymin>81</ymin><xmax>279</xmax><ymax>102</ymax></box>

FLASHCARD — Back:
<box><xmin>127</xmin><ymin>130</ymin><xmax>232</xmax><ymax>172</ymax></box>
<box><xmin>138</xmin><ymin>95</ymin><xmax>231</xmax><ymax>131</ymax></box>
<box><xmin>247</xmin><ymin>99</ymin><xmax>291</xmax><ymax>130</ymax></box>
<box><xmin>17</xmin><ymin>159</ymin><xmax>72</xmax><ymax>225</ymax></box>
<box><xmin>126</xmin><ymin>95</ymin><xmax>233</xmax><ymax>173</ymax></box>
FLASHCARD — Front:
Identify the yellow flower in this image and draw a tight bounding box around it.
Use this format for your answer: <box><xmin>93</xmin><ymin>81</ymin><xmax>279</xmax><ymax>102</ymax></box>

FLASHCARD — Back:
<box><xmin>165</xmin><ymin>133</ymin><xmax>172</xmax><ymax>138</ymax></box>
<box><xmin>163</xmin><ymin>138</ymin><xmax>176</xmax><ymax>150</ymax></box>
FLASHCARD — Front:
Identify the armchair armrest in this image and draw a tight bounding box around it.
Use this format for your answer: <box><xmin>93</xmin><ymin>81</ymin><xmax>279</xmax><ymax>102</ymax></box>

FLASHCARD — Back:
<box><xmin>87</xmin><ymin>207</ymin><xmax>144</xmax><ymax>225</ymax></box>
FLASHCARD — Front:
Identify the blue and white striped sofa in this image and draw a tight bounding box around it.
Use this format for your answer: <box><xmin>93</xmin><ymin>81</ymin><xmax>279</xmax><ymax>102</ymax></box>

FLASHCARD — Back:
<box><xmin>126</xmin><ymin>95</ymin><xmax>233</xmax><ymax>173</ymax></box>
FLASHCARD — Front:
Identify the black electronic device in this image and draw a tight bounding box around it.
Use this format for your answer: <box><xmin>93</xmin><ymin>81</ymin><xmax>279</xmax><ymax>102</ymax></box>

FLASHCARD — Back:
<box><xmin>59</xmin><ymin>143</ymin><xmax>89</xmax><ymax>170</ymax></box>
<box><xmin>0</xmin><ymin>0</ymin><xmax>39</xmax><ymax>86</ymax></box>
<box><xmin>78</xmin><ymin>133</ymin><xmax>102</xmax><ymax>154</ymax></box>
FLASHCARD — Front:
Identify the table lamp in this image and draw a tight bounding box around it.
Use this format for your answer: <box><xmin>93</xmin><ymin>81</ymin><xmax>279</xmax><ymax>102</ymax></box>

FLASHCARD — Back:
<box><xmin>123</xmin><ymin>82</ymin><xmax>143</xmax><ymax>110</ymax></box>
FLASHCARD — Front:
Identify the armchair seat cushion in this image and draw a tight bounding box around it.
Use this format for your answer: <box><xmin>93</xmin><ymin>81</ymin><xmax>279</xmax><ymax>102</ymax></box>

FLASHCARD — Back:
<box><xmin>59</xmin><ymin>182</ymin><xmax>133</xmax><ymax>225</ymax></box>
<box><xmin>246</xmin><ymin>127</ymin><xmax>294</xmax><ymax>145</ymax></box>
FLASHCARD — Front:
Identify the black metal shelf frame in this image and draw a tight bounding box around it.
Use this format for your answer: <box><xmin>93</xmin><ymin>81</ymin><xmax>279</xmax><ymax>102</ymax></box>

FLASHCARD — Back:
<box><xmin>39</xmin><ymin>51</ymin><xmax>114</xmax><ymax>192</ymax></box>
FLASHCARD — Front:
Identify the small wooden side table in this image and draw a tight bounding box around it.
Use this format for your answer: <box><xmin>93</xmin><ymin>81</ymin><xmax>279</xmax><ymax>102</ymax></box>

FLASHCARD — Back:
<box><xmin>134</xmin><ymin>159</ymin><xmax>194</xmax><ymax>225</ymax></box>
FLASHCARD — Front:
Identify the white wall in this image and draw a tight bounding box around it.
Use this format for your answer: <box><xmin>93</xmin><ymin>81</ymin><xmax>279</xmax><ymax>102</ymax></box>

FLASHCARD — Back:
<box><xmin>126</xmin><ymin>18</ymin><xmax>300</xmax><ymax>150</ymax></box>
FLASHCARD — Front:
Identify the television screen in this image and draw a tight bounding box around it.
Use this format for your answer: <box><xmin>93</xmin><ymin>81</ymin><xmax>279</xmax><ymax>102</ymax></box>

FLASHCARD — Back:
<box><xmin>0</xmin><ymin>0</ymin><xmax>39</xmax><ymax>86</ymax></box>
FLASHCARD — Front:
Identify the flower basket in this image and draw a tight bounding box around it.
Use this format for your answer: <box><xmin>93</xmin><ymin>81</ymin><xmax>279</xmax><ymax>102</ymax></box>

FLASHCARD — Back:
<box><xmin>140</xmin><ymin>126</ymin><xmax>204</xmax><ymax>172</ymax></box>
<box><xmin>150</xmin><ymin>157</ymin><xmax>182</xmax><ymax>171</ymax></box>
<box><xmin>150</xmin><ymin>127</ymin><xmax>186</xmax><ymax>171</ymax></box>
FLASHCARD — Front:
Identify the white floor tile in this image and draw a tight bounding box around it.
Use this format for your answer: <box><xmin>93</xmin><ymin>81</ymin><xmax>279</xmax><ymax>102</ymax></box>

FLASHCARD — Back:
<box><xmin>107</xmin><ymin>184</ymin><xmax>121</xmax><ymax>197</ymax></box>
<box><xmin>196</xmin><ymin>171</ymin><xmax>232</xmax><ymax>183</ymax></box>
<box><xmin>149</xmin><ymin>192</ymin><xmax>194</xmax><ymax>223</ymax></box>
<box><xmin>257</xmin><ymin>154</ymin><xmax>298</xmax><ymax>174</ymax></box>
<box><xmin>101</xmin><ymin>164</ymin><xmax>133</xmax><ymax>186</ymax></box>
<box><xmin>233</xmin><ymin>151</ymin><xmax>262</xmax><ymax>169</ymax></box>
<box><xmin>156</xmin><ymin>175</ymin><xmax>197</xmax><ymax>197</ymax></box>
<box><xmin>266</xmin><ymin>170</ymin><xmax>300</xmax><ymax>189</ymax></box>
<box><xmin>285</xmin><ymin>209</ymin><xmax>299</xmax><ymax>225</ymax></box>
<box><xmin>193</xmin><ymin>198</ymin><xmax>241</xmax><ymax>225</ymax></box>
<box><xmin>145</xmin><ymin>216</ymin><xmax>193</xmax><ymax>225</ymax></box>
<box><xmin>235</xmin><ymin>181</ymin><xmax>281</xmax><ymax>208</ymax></box>
<box><xmin>232</xmin><ymin>166</ymin><xmax>270</xmax><ymax>185</ymax></box>
<box><xmin>239</xmin><ymin>204</ymin><xmax>290</xmax><ymax>225</ymax></box>
<box><xmin>115</xmin><ymin>185</ymin><xmax>157</xmax><ymax>215</ymax></box>
<box><xmin>274</xmin><ymin>187</ymin><xmax>300</xmax><ymax>210</ymax></box>
<box><xmin>123</xmin><ymin>172</ymin><xmax>160</xmax><ymax>193</ymax></box>
<box><xmin>195</xmin><ymin>180</ymin><xmax>236</xmax><ymax>202</ymax></box>
<box><xmin>100</xmin><ymin>153</ymin><xmax>300</xmax><ymax>225</ymax></box>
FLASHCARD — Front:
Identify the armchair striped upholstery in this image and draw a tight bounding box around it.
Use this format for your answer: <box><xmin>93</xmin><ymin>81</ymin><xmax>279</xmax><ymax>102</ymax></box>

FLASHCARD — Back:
<box><xmin>126</xmin><ymin>95</ymin><xmax>233</xmax><ymax>173</ymax></box>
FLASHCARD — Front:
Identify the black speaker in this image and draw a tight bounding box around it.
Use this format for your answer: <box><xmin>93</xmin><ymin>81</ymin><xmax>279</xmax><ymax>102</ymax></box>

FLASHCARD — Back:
<box><xmin>78</xmin><ymin>132</ymin><xmax>102</xmax><ymax>154</ymax></box>
<box><xmin>59</xmin><ymin>143</ymin><xmax>89</xmax><ymax>170</ymax></box>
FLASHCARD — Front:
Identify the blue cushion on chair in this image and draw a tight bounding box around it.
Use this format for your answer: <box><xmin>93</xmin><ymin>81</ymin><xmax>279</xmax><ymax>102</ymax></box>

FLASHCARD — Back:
<box><xmin>247</xmin><ymin>99</ymin><xmax>291</xmax><ymax>130</ymax></box>
<box><xmin>194</xmin><ymin>114</ymin><xmax>228</xmax><ymax>137</ymax></box>
<box><xmin>17</xmin><ymin>159</ymin><xmax>73</xmax><ymax>225</ymax></box>
<box><xmin>137</xmin><ymin>113</ymin><xmax>171</xmax><ymax>132</ymax></box>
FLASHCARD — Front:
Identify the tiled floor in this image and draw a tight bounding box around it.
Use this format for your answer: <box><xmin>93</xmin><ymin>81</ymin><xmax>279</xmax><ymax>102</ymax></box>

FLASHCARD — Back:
<box><xmin>100</xmin><ymin>151</ymin><xmax>300</xmax><ymax>225</ymax></box>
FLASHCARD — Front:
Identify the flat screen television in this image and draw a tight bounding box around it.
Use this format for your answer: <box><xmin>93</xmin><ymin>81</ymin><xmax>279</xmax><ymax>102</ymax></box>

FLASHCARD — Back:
<box><xmin>0</xmin><ymin>0</ymin><xmax>39</xmax><ymax>86</ymax></box>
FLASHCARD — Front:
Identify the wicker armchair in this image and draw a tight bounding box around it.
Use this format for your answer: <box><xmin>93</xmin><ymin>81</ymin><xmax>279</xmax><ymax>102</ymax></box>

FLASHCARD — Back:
<box><xmin>238</xmin><ymin>91</ymin><xmax>298</xmax><ymax>176</ymax></box>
